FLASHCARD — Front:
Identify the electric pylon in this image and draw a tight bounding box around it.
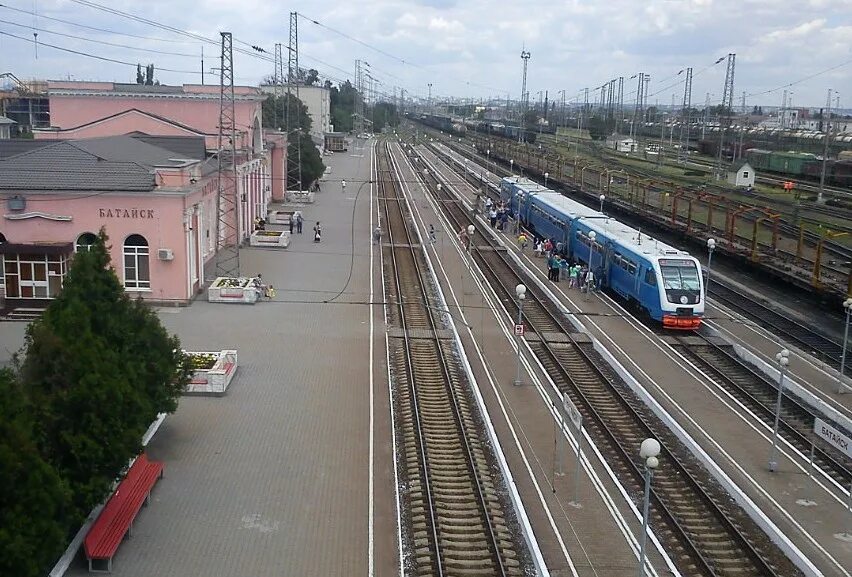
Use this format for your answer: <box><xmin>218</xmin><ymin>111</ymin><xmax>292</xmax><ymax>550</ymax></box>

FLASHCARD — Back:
<box><xmin>215</xmin><ymin>32</ymin><xmax>239</xmax><ymax>279</ymax></box>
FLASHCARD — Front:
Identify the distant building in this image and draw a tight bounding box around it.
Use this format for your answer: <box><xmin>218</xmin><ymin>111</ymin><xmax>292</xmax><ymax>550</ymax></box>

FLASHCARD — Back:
<box><xmin>0</xmin><ymin>116</ymin><xmax>15</xmax><ymax>139</ymax></box>
<box><xmin>727</xmin><ymin>162</ymin><xmax>755</xmax><ymax>188</ymax></box>
<box><xmin>607</xmin><ymin>136</ymin><xmax>638</xmax><ymax>153</ymax></box>
<box><xmin>259</xmin><ymin>84</ymin><xmax>331</xmax><ymax>141</ymax></box>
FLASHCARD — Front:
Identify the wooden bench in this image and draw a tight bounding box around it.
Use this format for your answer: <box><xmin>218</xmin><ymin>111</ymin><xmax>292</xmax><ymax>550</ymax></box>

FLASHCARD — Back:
<box><xmin>83</xmin><ymin>454</ymin><xmax>164</xmax><ymax>573</ymax></box>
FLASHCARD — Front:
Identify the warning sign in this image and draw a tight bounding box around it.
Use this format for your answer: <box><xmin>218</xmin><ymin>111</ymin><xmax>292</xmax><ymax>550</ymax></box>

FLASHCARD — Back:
<box><xmin>514</xmin><ymin>324</ymin><xmax>525</xmax><ymax>336</ymax></box>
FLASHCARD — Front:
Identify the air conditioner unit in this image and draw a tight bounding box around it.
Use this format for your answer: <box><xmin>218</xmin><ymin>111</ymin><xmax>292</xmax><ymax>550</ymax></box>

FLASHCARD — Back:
<box><xmin>158</xmin><ymin>248</ymin><xmax>174</xmax><ymax>261</ymax></box>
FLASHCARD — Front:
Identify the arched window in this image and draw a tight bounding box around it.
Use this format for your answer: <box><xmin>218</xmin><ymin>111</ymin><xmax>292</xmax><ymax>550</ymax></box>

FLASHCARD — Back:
<box><xmin>75</xmin><ymin>232</ymin><xmax>98</xmax><ymax>252</ymax></box>
<box><xmin>123</xmin><ymin>234</ymin><xmax>150</xmax><ymax>289</ymax></box>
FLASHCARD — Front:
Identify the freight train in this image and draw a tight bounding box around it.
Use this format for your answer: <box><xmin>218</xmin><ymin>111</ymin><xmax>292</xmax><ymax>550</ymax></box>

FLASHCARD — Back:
<box><xmin>412</xmin><ymin>114</ymin><xmax>542</xmax><ymax>144</ymax></box>
<box><xmin>745</xmin><ymin>148</ymin><xmax>852</xmax><ymax>187</ymax></box>
<box><xmin>500</xmin><ymin>176</ymin><xmax>705</xmax><ymax>329</ymax></box>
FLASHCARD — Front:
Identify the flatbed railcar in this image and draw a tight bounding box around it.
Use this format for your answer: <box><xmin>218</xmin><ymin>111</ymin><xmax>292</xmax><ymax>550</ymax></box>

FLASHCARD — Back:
<box><xmin>500</xmin><ymin>176</ymin><xmax>705</xmax><ymax>329</ymax></box>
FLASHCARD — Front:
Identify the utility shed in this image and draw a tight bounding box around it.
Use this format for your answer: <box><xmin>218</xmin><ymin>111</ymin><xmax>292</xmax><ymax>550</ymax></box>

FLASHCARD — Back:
<box><xmin>727</xmin><ymin>162</ymin><xmax>755</xmax><ymax>187</ymax></box>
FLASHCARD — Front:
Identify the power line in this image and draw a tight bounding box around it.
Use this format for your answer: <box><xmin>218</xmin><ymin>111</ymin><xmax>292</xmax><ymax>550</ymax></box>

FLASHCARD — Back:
<box><xmin>0</xmin><ymin>29</ymin><xmax>208</xmax><ymax>75</ymax></box>
<box><xmin>0</xmin><ymin>17</ymin><xmax>198</xmax><ymax>57</ymax></box>
<box><xmin>0</xmin><ymin>3</ymin><xmax>196</xmax><ymax>43</ymax></box>
<box><xmin>745</xmin><ymin>57</ymin><xmax>852</xmax><ymax>98</ymax></box>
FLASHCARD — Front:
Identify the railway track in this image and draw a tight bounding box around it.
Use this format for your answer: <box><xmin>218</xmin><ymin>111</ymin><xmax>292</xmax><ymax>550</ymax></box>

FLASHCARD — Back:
<box><xmin>670</xmin><ymin>335</ymin><xmax>852</xmax><ymax>487</ymax></box>
<box><xmin>414</xmin><ymin>143</ymin><xmax>801</xmax><ymax>577</ymax></box>
<box><xmin>378</xmin><ymin>143</ymin><xmax>526</xmax><ymax>576</ymax></box>
<box><xmin>708</xmin><ymin>281</ymin><xmax>848</xmax><ymax>376</ymax></box>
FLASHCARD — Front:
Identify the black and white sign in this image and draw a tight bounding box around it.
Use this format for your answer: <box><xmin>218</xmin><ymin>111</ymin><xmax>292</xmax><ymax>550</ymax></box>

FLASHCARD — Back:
<box><xmin>814</xmin><ymin>418</ymin><xmax>851</xmax><ymax>460</ymax></box>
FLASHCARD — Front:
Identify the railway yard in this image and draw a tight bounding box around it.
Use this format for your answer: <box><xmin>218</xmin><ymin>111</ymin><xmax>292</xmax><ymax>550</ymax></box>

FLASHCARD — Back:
<box><xmin>34</xmin><ymin>132</ymin><xmax>851</xmax><ymax>577</ymax></box>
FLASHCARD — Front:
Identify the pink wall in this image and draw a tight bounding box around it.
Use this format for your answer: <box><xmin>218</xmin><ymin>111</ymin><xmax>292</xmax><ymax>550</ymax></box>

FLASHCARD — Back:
<box><xmin>2</xmin><ymin>190</ymin><xmax>210</xmax><ymax>303</ymax></box>
<box><xmin>36</xmin><ymin>110</ymin><xmax>208</xmax><ymax>144</ymax></box>
<box><xmin>46</xmin><ymin>92</ymin><xmax>262</xmax><ymax>150</ymax></box>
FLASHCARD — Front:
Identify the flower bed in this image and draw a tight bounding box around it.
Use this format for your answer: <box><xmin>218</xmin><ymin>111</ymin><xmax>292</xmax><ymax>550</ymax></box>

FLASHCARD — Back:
<box><xmin>285</xmin><ymin>190</ymin><xmax>315</xmax><ymax>204</ymax></box>
<box><xmin>250</xmin><ymin>229</ymin><xmax>290</xmax><ymax>248</ymax></box>
<box><xmin>183</xmin><ymin>350</ymin><xmax>238</xmax><ymax>395</ymax></box>
<box><xmin>267</xmin><ymin>210</ymin><xmax>294</xmax><ymax>225</ymax></box>
<box><xmin>208</xmin><ymin>277</ymin><xmax>259</xmax><ymax>304</ymax></box>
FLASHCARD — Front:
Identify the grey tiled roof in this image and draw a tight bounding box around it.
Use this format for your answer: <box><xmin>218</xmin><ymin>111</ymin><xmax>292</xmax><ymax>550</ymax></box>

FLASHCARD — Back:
<box><xmin>0</xmin><ymin>139</ymin><xmax>60</xmax><ymax>160</ymax></box>
<box><xmin>71</xmin><ymin>135</ymin><xmax>196</xmax><ymax>168</ymax></box>
<box><xmin>0</xmin><ymin>138</ymin><xmax>156</xmax><ymax>192</ymax></box>
<box><xmin>0</xmin><ymin>115</ymin><xmax>16</xmax><ymax>125</ymax></box>
<box><xmin>128</xmin><ymin>134</ymin><xmax>207</xmax><ymax>159</ymax></box>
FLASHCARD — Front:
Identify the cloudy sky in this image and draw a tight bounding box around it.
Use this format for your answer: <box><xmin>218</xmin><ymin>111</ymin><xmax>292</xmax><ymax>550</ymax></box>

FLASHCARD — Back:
<box><xmin>0</xmin><ymin>0</ymin><xmax>850</xmax><ymax>109</ymax></box>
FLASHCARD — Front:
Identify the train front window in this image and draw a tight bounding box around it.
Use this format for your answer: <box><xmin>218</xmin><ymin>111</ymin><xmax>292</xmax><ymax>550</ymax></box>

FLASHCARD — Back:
<box><xmin>659</xmin><ymin>263</ymin><xmax>700</xmax><ymax>291</ymax></box>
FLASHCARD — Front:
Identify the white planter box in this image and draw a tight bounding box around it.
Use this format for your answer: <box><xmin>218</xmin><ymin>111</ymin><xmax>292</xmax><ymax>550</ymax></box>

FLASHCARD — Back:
<box><xmin>267</xmin><ymin>210</ymin><xmax>294</xmax><ymax>225</ymax></box>
<box><xmin>286</xmin><ymin>190</ymin><xmax>315</xmax><ymax>204</ymax></box>
<box><xmin>184</xmin><ymin>350</ymin><xmax>238</xmax><ymax>396</ymax></box>
<box><xmin>250</xmin><ymin>230</ymin><xmax>290</xmax><ymax>248</ymax></box>
<box><xmin>207</xmin><ymin>277</ymin><xmax>259</xmax><ymax>304</ymax></box>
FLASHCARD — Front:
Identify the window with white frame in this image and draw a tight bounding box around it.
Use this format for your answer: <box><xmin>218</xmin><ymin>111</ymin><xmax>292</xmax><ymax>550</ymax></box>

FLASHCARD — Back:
<box><xmin>75</xmin><ymin>232</ymin><xmax>98</xmax><ymax>252</ymax></box>
<box><xmin>123</xmin><ymin>234</ymin><xmax>150</xmax><ymax>289</ymax></box>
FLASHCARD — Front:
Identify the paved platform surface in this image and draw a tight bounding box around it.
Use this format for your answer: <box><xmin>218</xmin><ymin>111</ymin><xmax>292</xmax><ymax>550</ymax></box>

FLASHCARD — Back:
<box><xmin>59</xmin><ymin>138</ymin><xmax>394</xmax><ymax>577</ymax></box>
<box><xmin>423</xmin><ymin>143</ymin><xmax>852</xmax><ymax>577</ymax></box>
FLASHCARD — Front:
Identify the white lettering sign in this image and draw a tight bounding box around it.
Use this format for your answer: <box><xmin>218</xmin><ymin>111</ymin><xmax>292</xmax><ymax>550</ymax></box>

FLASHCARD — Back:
<box><xmin>813</xmin><ymin>418</ymin><xmax>852</xmax><ymax>460</ymax></box>
<box><xmin>563</xmin><ymin>393</ymin><xmax>582</xmax><ymax>430</ymax></box>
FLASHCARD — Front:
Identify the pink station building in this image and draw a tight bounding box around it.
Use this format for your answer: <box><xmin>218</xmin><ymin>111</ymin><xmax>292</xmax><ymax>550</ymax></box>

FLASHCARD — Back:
<box><xmin>0</xmin><ymin>81</ymin><xmax>286</xmax><ymax>312</ymax></box>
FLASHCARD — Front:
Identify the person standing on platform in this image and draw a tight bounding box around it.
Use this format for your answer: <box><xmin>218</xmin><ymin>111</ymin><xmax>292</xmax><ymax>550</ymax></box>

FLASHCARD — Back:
<box><xmin>429</xmin><ymin>224</ymin><xmax>437</xmax><ymax>244</ymax></box>
<box><xmin>341</xmin><ymin>180</ymin><xmax>347</xmax><ymax>193</ymax></box>
<box><xmin>289</xmin><ymin>214</ymin><xmax>294</xmax><ymax>234</ymax></box>
<box><xmin>374</xmin><ymin>225</ymin><xmax>383</xmax><ymax>245</ymax></box>
<box><xmin>296</xmin><ymin>213</ymin><xmax>303</xmax><ymax>234</ymax></box>
<box><xmin>314</xmin><ymin>221</ymin><xmax>322</xmax><ymax>243</ymax></box>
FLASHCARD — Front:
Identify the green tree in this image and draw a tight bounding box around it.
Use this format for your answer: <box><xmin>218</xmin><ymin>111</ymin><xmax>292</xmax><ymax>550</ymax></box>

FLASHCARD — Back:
<box><xmin>330</xmin><ymin>80</ymin><xmax>357</xmax><ymax>133</ymax></box>
<box><xmin>371</xmin><ymin>102</ymin><xmax>399</xmax><ymax>133</ymax></box>
<box><xmin>288</xmin><ymin>131</ymin><xmax>324</xmax><ymax>189</ymax></box>
<box><xmin>19</xmin><ymin>230</ymin><xmax>190</xmax><ymax>519</ymax></box>
<box><xmin>262</xmin><ymin>94</ymin><xmax>312</xmax><ymax>132</ymax></box>
<box><xmin>0</xmin><ymin>368</ymin><xmax>70</xmax><ymax>577</ymax></box>
<box><xmin>304</xmin><ymin>68</ymin><xmax>319</xmax><ymax>86</ymax></box>
<box><xmin>136</xmin><ymin>64</ymin><xmax>144</xmax><ymax>84</ymax></box>
<box><xmin>587</xmin><ymin>114</ymin><xmax>610</xmax><ymax>140</ymax></box>
<box><xmin>145</xmin><ymin>64</ymin><xmax>155</xmax><ymax>86</ymax></box>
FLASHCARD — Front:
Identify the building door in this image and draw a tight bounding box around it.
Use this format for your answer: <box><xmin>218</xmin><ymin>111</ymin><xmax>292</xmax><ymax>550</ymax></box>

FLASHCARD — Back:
<box><xmin>3</xmin><ymin>252</ymin><xmax>69</xmax><ymax>299</ymax></box>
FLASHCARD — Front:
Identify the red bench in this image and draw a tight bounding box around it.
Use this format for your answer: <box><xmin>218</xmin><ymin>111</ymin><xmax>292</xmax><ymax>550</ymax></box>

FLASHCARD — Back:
<box><xmin>83</xmin><ymin>453</ymin><xmax>164</xmax><ymax>573</ymax></box>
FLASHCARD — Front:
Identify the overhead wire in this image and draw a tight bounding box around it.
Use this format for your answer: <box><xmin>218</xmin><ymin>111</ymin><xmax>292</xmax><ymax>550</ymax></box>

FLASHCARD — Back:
<box><xmin>0</xmin><ymin>29</ymin><xmax>207</xmax><ymax>74</ymax></box>
<box><xmin>0</xmin><ymin>17</ymin><xmax>199</xmax><ymax>57</ymax></box>
<box><xmin>0</xmin><ymin>3</ymin><xmax>197</xmax><ymax>43</ymax></box>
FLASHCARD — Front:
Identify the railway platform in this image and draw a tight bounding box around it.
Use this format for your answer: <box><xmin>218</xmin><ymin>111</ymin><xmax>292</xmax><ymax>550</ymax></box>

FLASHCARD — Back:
<box><xmin>419</xmin><ymin>142</ymin><xmax>851</xmax><ymax>577</ymax></box>
<box><xmin>62</xmin><ymin>138</ymin><xmax>399</xmax><ymax>576</ymax></box>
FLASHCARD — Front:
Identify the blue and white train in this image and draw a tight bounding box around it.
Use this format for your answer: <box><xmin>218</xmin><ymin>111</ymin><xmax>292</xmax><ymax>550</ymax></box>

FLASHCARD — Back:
<box><xmin>501</xmin><ymin>176</ymin><xmax>705</xmax><ymax>329</ymax></box>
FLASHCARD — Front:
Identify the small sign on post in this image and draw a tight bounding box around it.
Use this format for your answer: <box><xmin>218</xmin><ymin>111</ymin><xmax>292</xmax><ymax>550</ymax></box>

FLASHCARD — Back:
<box><xmin>814</xmin><ymin>418</ymin><xmax>852</xmax><ymax>460</ymax></box>
<box><xmin>783</xmin><ymin>181</ymin><xmax>795</xmax><ymax>192</ymax></box>
<box><xmin>514</xmin><ymin>324</ymin><xmax>525</xmax><ymax>336</ymax></box>
<box><xmin>563</xmin><ymin>393</ymin><xmax>584</xmax><ymax>507</ymax></box>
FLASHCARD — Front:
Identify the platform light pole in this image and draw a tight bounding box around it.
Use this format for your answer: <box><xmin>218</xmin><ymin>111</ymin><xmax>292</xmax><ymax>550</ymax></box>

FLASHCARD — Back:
<box><xmin>544</xmin><ymin>172</ymin><xmax>549</xmax><ymax>187</ymax></box>
<box><xmin>839</xmin><ymin>298</ymin><xmax>852</xmax><ymax>394</ymax></box>
<box><xmin>705</xmin><ymin>238</ymin><xmax>716</xmax><ymax>293</ymax></box>
<box><xmin>768</xmin><ymin>349</ymin><xmax>790</xmax><ymax>472</ymax></box>
<box><xmin>467</xmin><ymin>224</ymin><xmax>475</xmax><ymax>253</ymax></box>
<box><xmin>514</xmin><ymin>283</ymin><xmax>526</xmax><ymax>386</ymax></box>
<box><xmin>637</xmin><ymin>438</ymin><xmax>661</xmax><ymax>577</ymax></box>
<box><xmin>599</xmin><ymin>194</ymin><xmax>605</xmax><ymax>213</ymax></box>
<box><xmin>510</xmin><ymin>159</ymin><xmax>514</xmax><ymax>174</ymax></box>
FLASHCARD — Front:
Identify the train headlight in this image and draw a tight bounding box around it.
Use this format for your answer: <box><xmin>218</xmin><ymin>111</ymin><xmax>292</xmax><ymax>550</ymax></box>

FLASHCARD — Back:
<box><xmin>680</xmin><ymin>296</ymin><xmax>688</xmax><ymax>304</ymax></box>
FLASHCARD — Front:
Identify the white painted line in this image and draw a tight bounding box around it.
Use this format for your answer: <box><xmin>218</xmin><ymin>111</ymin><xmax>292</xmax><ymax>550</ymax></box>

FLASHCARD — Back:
<box><xmin>368</xmin><ymin>139</ymin><xmax>376</xmax><ymax>577</ymax></box>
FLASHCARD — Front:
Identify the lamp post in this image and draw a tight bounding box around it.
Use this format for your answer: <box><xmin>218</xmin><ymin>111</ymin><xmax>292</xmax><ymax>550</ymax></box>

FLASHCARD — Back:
<box><xmin>705</xmin><ymin>238</ymin><xmax>716</xmax><ymax>294</ymax></box>
<box><xmin>588</xmin><ymin>230</ymin><xmax>597</xmax><ymax>269</ymax></box>
<box><xmin>544</xmin><ymin>172</ymin><xmax>549</xmax><ymax>187</ymax></box>
<box><xmin>768</xmin><ymin>349</ymin><xmax>790</xmax><ymax>472</ymax></box>
<box><xmin>467</xmin><ymin>224</ymin><xmax>475</xmax><ymax>253</ymax></box>
<box><xmin>599</xmin><ymin>194</ymin><xmax>606</xmax><ymax>213</ymax></box>
<box><xmin>839</xmin><ymin>298</ymin><xmax>852</xmax><ymax>394</ymax></box>
<box><xmin>637</xmin><ymin>438</ymin><xmax>661</xmax><ymax>577</ymax></box>
<box><xmin>514</xmin><ymin>284</ymin><xmax>526</xmax><ymax>386</ymax></box>
<box><xmin>510</xmin><ymin>159</ymin><xmax>515</xmax><ymax>174</ymax></box>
